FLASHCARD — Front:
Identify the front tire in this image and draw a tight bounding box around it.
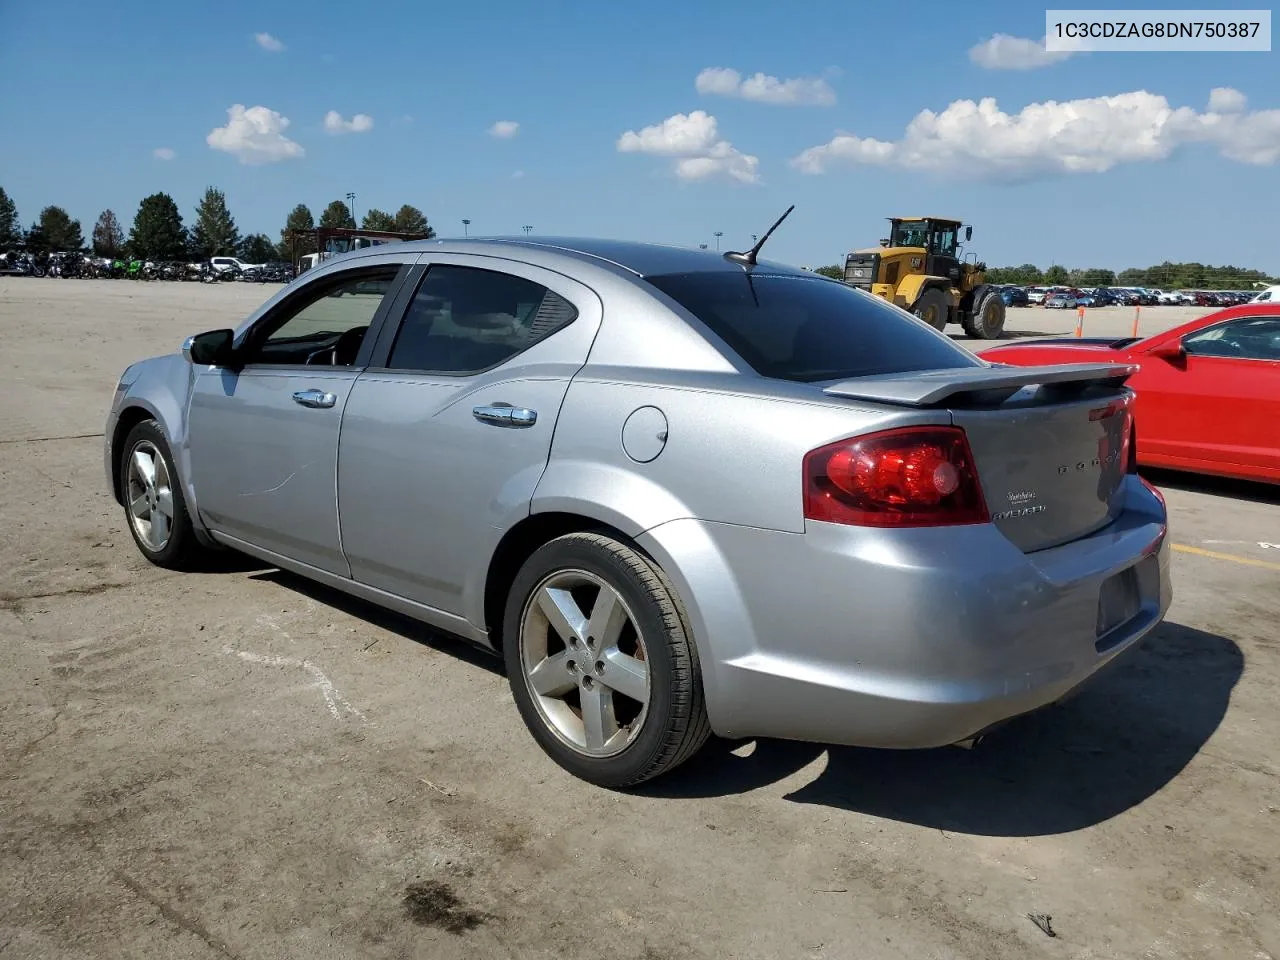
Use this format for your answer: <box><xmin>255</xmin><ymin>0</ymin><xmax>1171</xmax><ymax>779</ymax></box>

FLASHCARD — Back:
<box><xmin>964</xmin><ymin>287</ymin><xmax>1007</xmax><ymax>339</ymax></box>
<box><xmin>119</xmin><ymin>420</ymin><xmax>208</xmax><ymax>570</ymax></box>
<box><xmin>503</xmin><ymin>532</ymin><xmax>711</xmax><ymax>788</ymax></box>
<box><xmin>912</xmin><ymin>287</ymin><xmax>951</xmax><ymax>331</ymax></box>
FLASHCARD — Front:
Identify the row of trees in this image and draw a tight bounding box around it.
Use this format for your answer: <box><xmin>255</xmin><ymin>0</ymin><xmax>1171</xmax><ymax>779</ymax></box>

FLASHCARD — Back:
<box><xmin>983</xmin><ymin>261</ymin><xmax>1276</xmax><ymax>290</ymax></box>
<box><xmin>810</xmin><ymin>259</ymin><xmax>1276</xmax><ymax>290</ymax></box>
<box><xmin>0</xmin><ymin>186</ymin><xmax>434</xmax><ymax>263</ymax></box>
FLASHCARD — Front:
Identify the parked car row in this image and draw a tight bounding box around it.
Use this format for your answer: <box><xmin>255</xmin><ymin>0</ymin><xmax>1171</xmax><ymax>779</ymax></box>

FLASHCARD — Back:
<box><xmin>998</xmin><ymin>283</ymin><xmax>1264</xmax><ymax>309</ymax></box>
<box><xmin>0</xmin><ymin>250</ymin><xmax>295</xmax><ymax>283</ymax></box>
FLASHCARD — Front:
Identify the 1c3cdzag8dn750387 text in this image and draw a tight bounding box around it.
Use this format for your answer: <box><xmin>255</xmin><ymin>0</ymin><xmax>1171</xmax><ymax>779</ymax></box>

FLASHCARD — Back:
<box><xmin>104</xmin><ymin>232</ymin><xmax>1172</xmax><ymax>787</ymax></box>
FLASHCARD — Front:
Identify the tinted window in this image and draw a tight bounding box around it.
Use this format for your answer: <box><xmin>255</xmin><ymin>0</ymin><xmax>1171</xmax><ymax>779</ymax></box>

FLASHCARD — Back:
<box><xmin>243</xmin><ymin>266</ymin><xmax>399</xmax><ymax>366</ymax></box>
<box><xmin>644</xmin><ymin>271</ymin><xmax>980</xmax><ymax>382</ymax></box>
<box><xmin>1183</xmin><ymin>316</ymin><xmax>1280</xmax><ymax>361</ymax></box>
<box><xmin>386</xmin><ymin>265</ymin><xmax>577</xmax><ymax>374</ymax></box>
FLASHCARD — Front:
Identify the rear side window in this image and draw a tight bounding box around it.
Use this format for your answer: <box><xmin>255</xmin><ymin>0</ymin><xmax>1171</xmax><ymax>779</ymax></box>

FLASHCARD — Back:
<box><xmin>644</xmin><ymin>271</ymin><xmax>980</xmax><ymax>382</ymax></box>
<box><xmin>386</xmin><ymin>265</ymin><xmax>577</xmax><ymax>374</ymax></box>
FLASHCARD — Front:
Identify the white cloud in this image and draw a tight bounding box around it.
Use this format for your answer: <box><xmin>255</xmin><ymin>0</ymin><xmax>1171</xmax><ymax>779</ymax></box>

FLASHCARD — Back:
<box><xmin>152</xmin><ymin>147</ymin><xmax>175</xmax><ymax>161</ymax></box>
<box><xmin>1209</xmin><ymin>86</ymin><xmax>1247</xmax><ymax>113</ymax></box>
<box><xmin>968</xmin><ymin>34</ymin><xmax>1078</xmax><ymax>69</ymax></box>
<box><xmin>207</xmin><ymin>104</ymin><xmax>304</xmax><ymax>165</ymax></box>
<box><xmin>254</xmin><ymin>32</ymin><xmax>285</xmax><ymax>52</ymax></box>
<box><xmin>323</xmin><ymin>110</ymin><xmax>374</xmax><ymax>134</ymax></box>
<box><xmin>512</xmin><ymin>170</ymin><xmax>525</xmax><ymax>179</ymax></box>
<box><xmin>791</xmin><ymin>88</ymin><xmax>1280</xmax><ymax>180</ymax></box>
<box><xmin>489</xmin><ymin>120</ymin><xmax>520</xmax><ymax>138</ymax></box>
<box><xmin>695</xmin><ymin>66</ymin><xmax>836</xmax><ymax>105</ymax></box>
<box><xmin>617</xmin><ymin>110</ymin><xmax>759</xmax><ymax>183</ymax></box>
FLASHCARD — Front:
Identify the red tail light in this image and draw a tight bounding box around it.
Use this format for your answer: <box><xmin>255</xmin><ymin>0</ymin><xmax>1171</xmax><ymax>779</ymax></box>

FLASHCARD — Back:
<box><xmin>803</xmin><ymin>426</ymin><xmax>990</xmax><ymax>528</ymax></box>
<box><xmin>1090</xmin><ymin>397</ymin><xmax>1135</xmax><ymax>473</ymax></box>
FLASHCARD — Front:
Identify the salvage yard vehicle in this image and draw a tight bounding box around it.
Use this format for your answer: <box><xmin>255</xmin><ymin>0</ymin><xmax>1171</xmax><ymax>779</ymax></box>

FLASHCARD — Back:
<box><xmin>982</xmin><ymin>303</ymin><xmax>1280</xmax><ymax>485</ymax></box>
<box><xmin>842</xmin><ymin>216</ymin><xmax>1006</xmax><ymax>339</ymax></box>
<box><xmin>105</xmin><ymin>233</ymin><xmax>1172</xmax><ymax>787</ymax></box>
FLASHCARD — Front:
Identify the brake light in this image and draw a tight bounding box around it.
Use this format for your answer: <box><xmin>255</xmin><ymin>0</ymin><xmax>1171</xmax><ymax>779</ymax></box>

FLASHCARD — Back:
<box><xmin>803</xmin><ymin>426</ymin><xmax>990</xmax><ymax>527</ymax></box>
<box><xmin>1090</xmin><ymin>397</ymin><xmax>1135</xmax><ymax>473</ymax></box>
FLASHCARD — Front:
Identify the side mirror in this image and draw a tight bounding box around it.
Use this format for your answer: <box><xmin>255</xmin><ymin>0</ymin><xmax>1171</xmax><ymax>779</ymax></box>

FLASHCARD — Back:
<box><xmin>879</xmin><ymin>238</ymin><xmax>890</xmax><ymax>246</ymax></box>
<box><xmin>182</xmin><ymin>329</ymin><xmax>236</xmax><ymax>366</ymax></box>
<box><xmin>1148</xmin><ymin>339</ymin><xmax>1185</xmax><ymax>362</ymax></box>
<box><xmin>965</xmin><ymin>226</ymin><xmax>973</xmax><ymax>241</ymax></box>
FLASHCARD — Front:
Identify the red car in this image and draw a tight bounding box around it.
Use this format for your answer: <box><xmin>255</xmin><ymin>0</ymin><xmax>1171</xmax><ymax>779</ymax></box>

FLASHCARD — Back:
<box><xmin>980</xmin><ymin>304</ymin><xmax>1280</xmax><ymax>484</ymax></box>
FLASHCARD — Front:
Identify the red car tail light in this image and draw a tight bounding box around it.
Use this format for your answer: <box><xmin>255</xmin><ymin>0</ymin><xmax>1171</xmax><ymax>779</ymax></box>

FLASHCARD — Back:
<box><xmin>803</xmin><ymin>426</ymin><xmax>990</xmax><ymax>528</ymax></box>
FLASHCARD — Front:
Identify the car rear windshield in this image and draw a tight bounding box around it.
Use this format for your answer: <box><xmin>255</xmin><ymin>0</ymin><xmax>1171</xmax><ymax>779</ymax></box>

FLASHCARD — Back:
<box><xmin>645</xmin><ymin>271</ymin><xmax>981</xmax><ymax>382</ymax></box>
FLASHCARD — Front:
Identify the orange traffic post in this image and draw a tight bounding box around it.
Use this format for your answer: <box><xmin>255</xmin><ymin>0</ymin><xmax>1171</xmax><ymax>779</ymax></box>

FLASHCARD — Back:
<box><xmin>1075</xmin><ymin>305</ymin><xmax>1084</xmax><ymax>337</ymax></box>
<box><xmin>1132</xmin><ymin>305</ymin><xmax>1141</xmax><ymax>338</ymax></box>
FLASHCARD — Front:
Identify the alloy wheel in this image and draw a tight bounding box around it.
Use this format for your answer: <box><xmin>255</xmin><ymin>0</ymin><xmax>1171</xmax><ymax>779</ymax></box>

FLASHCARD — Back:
<box><xmin>125</xmin><ymin>440</ymin><xmax>175</xmax><ymax>552</ymax></box>
<box><xmin>518</xmin><ymin>569</ymin><xmax>651</xmax><ymax>758</ymax></box>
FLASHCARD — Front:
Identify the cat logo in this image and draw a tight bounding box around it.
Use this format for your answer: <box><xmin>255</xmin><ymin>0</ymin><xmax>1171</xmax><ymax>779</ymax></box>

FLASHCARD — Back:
<box><xmin>911</xmin><ymin>256</ymin><xmax>923</xmax><ymax>269</ymax></box>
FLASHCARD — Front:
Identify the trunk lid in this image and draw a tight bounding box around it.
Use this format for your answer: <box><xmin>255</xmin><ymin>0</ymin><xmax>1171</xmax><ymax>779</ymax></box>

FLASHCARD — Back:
<box><xmin>822</xmin><ymin>362</ymin><xmax>1136</xmax><ymax>552</ymax></box>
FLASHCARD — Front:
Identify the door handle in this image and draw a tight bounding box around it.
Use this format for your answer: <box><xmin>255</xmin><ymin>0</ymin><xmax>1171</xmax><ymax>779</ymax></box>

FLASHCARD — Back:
<box><xmin>292</xmin><ymin>389</ymin><xmax>338</xmax><ymax>409</ymax></box>
<box><xmin>473</xmin><ymin>403</ymin><xmax>537</xmax><ymax>427</ymax></box>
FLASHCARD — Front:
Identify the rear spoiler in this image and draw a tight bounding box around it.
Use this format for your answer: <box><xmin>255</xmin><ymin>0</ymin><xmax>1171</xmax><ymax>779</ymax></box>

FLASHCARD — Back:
<box><xmin>821</xmin><ymin>362</ymin><xmax>1138</xmax><ymax>407</ymax></box>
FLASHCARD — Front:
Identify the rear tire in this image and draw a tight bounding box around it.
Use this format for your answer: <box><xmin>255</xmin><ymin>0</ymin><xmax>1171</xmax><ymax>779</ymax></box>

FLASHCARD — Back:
<box><xmin>912</xmin><ymin>287</ymin><xmax>951</xmax><ymax>331</ymax></box>
<box><xmin>119</xmin><ymin>420</ymin><xmax>208</xmax><ymax>571</ymax></box>
<box><xmin>963</xmin><ymin>288</ymin><xmax>1007</xmax><ymax>339</ymax></box>
<box><xmin>503</xmin><ymin>532</ymin><xmax>711</xmax><ymax>788</ymax></box>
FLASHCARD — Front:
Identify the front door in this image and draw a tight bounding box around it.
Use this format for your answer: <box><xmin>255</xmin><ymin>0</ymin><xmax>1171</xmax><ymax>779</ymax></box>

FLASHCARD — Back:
<box><xmin>336</xmin><ymin>255</ymin><xmax>601</xmax><ymax>628</ymax></box>
<box><xmin>187</xmin><ymin>261</ymin><xmax>408</xmax><ymax>574</ymax></box>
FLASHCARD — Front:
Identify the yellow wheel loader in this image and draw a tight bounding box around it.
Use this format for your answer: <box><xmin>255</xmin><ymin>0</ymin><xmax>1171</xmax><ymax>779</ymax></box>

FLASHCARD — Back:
<box><xmin>842</xmin><ymin>217</ymin><xmax>1006</xmax><ymax>339</ymax></box>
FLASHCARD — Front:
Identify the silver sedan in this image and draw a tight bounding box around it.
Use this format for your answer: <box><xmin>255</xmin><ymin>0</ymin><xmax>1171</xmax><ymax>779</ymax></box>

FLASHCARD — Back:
<box><xmin>105</xmin><ymin>236</ymin><xmax>1172</xmax><ymax>787</ymax></box>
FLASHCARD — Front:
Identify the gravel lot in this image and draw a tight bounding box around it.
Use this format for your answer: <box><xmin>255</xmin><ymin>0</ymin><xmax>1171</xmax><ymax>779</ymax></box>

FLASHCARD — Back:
<box><xmin>2</xmin><ymin>279</ymin><xmax>1277</xmax><ymax>960</ymax></box>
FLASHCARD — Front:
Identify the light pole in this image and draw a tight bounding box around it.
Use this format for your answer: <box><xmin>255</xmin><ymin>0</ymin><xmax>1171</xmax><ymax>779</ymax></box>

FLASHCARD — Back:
<box><xmin>346</xmin><ymin>192</ymin><xmax>357</xmax><ymax>227</ymax></box>
<box><xmin>462</xmin><ymin>219</ymin><xmax>471</xmax><ymax>236</ymax></box>
<box><xmin>714</xmin><ymin>231</ymin><xmax>723</xmax><ymax>251</ymax></box>
<box><xmin>522</xmin><ymin>225</ymin><xmax>533</xmax><ymax>236</ymax></box>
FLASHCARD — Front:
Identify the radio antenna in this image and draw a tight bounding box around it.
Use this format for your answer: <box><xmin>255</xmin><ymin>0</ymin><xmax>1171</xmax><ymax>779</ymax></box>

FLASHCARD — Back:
<box><xmin>724</xmin><ymin>204</ymin><xmax>795</xmax><ymax>267</ymax></box>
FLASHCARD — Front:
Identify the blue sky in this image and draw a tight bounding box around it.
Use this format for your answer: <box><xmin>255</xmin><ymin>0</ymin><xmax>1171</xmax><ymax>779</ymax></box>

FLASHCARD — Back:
<box><xmin>1</xmin><ymin>0</ymin><xmax>1276</xmax><ymax>272</ymax></box>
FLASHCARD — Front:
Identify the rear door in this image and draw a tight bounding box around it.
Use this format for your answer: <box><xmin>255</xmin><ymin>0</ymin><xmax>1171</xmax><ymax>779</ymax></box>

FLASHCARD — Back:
<box><xmin>1138</xmin><ymin>315</ymin><xmax>1280</xmax><ymax>474</ymax></box>
<box><xmin>187</xmin><ymin>258</ymin><xmax>410</xmax><ymax>574</ymax></box>
<box><xmin>336</xmin><ymin>254</ymin><xmax>602</xmax><ymax>628</ymax></box>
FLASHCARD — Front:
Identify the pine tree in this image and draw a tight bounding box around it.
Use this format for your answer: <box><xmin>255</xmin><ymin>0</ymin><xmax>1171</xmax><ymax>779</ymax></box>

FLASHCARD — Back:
<box><xmin>0</xmin><ymin>187</ymin><xmax>20</xmax><ymax>250</ymax></box>
<box><xmin>128</xmin><ymin>193</ymin><xmax>188</xmax><ymax>259</ymax></box>
<box><xmin>278</xmin><ymin>203</ymin><xmax>316</xmax><ymax>259</ymax></box>
<box><xmin>319</xmin><ymin>200</ymin><xmax>356</xmax><ymax>229</ymax></box>
<box><xmin>393</xmin><ymin>204</ymin><xmax>434</xmax><ymax>238</ymax></box>
<box><xmin>191</xmin><ymin>187</ymin><xmax>241</xmax><ymax>258</ymax></box>
<box><xmin>36</xmin><ymin>206</ymin><xmax>84</xmax><ymax>251</ymax></box>
<box><xmin>92</xmin><ymin>209</ymin><xmax>125</xmax><ymax>258</ymax></box>
<box><xmin>360</xmin><ymin>208</ymin><xmax>396</xmax><ymax>231</ymax></box>
<box><xmin>238</xmin><ymin>233</ymin><xmax>277</xmax><ymax>263</ymax></box>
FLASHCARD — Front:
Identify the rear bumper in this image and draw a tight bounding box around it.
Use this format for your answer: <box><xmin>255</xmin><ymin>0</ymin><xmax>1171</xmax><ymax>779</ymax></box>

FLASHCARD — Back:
<box><xmin>639</xmin><ymin>474</ymin><xmax>1171</xmax><ymax>748</ymax></box>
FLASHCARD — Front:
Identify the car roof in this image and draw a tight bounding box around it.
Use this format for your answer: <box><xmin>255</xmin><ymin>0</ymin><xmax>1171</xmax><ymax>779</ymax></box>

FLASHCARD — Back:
<box><xmin>385</xmin><ymin>236</ymin><xmax>810</xmax><ymax>279</ymax></box>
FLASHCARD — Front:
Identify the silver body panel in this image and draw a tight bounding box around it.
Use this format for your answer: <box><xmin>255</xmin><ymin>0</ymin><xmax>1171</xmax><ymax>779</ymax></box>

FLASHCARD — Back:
<box><xmin>105</xmin><ymin>236</ymin><xmax>1172</xmax><ymax>750</ymax></box>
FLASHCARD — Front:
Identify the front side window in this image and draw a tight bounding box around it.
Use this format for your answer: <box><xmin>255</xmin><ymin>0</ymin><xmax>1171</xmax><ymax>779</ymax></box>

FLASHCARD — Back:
<box><xmin>1183</xmin><ymin>316</ymin><xmax>1280</xmax><ymax>361</ymax></box>
<box><xmin>385</xmin><ymin>265</ymin><xmax>578</xmax><ymax>374</ymax></box>
<box><xmin>645</xmin><ymin>271</ymin><xmax>980</xmax><ymax>383</ymax></box>
<box><xmin>891</xmin><ymin>221</ymin><xmax>930</xmax><ymax>248</ymax></box>
<box><xmin>240</xmin><ymin>266</ymin><xmax>400</xmax><ymax>366</ymax></box>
